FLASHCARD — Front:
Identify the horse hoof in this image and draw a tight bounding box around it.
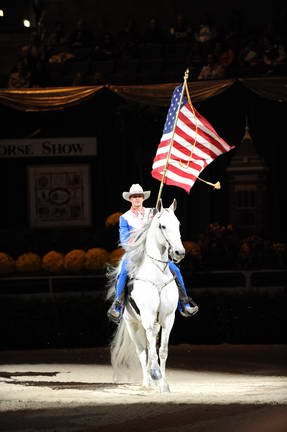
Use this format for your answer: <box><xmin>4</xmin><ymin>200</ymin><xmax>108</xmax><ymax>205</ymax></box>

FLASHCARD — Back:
<box><xmin>150</xmin><ymin>368</ymin><xmax>162</xmax><ymax>380</ymax></box>
<box><xmin>160</xmin><ymin>383</ymin><xmax>171</xmax><ymax>393</ymax></box>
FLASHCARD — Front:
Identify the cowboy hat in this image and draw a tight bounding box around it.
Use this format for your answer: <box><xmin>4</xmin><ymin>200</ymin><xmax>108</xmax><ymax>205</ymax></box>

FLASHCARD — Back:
<box><xmin>122</xmin><ymin>184</ymin><xmax>151</xmax><ymax>201</ymax></box>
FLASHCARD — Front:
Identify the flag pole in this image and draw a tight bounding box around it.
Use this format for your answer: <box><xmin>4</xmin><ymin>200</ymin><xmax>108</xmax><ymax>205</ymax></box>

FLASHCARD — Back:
<box><xmin>155</xmin><ymin>69</ymin><xmax>189</xmax><ymax>209</ymax></box>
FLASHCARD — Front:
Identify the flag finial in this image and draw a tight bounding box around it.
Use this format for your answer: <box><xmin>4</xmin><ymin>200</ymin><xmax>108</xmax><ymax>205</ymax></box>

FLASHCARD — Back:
<box><xmin>197</xmin><ymin>178</ymin><xmax>221</xmax><ymax>189</ymax></box>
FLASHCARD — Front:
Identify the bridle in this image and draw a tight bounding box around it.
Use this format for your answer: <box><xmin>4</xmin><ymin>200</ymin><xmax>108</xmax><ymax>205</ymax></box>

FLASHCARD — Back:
<box><xmin>145</xmin><ymin>211</ymin><xmax>179</xmax><ymax>269</ymax></box>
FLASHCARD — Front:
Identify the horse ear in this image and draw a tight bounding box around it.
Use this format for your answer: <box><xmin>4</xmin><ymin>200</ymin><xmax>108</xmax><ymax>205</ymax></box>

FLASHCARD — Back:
<box><xmin>169</xmin><ymin>198</ymin><xmax>177</xmax><ymax>211</ymax></box>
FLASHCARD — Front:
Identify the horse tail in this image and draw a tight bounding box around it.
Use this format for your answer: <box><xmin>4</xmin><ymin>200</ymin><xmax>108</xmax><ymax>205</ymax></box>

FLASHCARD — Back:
<box><xmin>110</xmin><ymin>319</ymin><xmax>140</xmax><ymax>382</ymax></box>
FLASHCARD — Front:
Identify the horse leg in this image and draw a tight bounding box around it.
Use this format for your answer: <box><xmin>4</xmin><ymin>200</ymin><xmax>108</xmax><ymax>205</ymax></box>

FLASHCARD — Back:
<box><xmin>158</xmin><ymin>313</ymin><xmax>176</xmax><ymax>393</ymax></box>
<box><xmin>145</xmin><ymin>323</ymin><xmax>162</xmax><ymax>384</ymax></box>
<box><xmin>125</xmin><ymin>319</ymin><xmax>150</xmax><ymax>387</ymax></box>
<box><xmin>132</xmin><ymin>289</ymin><xmax>161</xmax><ymax>388</ymax></box>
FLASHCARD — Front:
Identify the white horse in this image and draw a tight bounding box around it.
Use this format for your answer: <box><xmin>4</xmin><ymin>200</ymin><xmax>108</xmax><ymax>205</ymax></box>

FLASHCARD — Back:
<box><xmin>106</xmin><ymin>199</ymin><xmax>185</xmax><ymax>393</ymax></box>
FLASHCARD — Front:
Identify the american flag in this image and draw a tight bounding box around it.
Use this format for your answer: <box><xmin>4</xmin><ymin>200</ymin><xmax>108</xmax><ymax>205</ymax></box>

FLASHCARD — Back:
<box><xmin>151</xmin><ymin>84</ymin><xmax>235</xmax><ymax>193</ymax></box>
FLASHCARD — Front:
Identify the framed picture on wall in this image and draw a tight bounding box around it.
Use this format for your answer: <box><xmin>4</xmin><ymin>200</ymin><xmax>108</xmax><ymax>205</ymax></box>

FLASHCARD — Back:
<box><xmin>27</xmin><ymin>164</ymin><xmax>91</xmax><ymax>228</ymax></box>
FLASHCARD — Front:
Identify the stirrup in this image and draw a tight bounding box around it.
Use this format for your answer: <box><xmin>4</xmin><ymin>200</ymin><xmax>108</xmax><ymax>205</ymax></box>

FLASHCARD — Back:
<box><xmin>180</xmin><ymin>298</ymin><xmax>199</xmax><ymax>318</ymax></box>
<box><xmin>107</xmin><ymin>300</ymin><xmax>123</xmax><ymax>324</ymax></box>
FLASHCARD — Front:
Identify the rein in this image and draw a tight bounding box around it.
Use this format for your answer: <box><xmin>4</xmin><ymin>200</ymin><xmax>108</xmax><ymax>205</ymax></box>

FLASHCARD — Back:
<box><xmin>145</xmin><ymin>251</ymin><xmax>169</xmax><ymax>264</ymax></box>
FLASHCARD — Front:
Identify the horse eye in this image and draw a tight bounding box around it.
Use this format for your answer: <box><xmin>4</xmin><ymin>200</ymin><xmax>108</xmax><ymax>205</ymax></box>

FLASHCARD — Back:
<box><xmin>160</xmin><ymin>224</ymin><xmax>166</xmax><ymax>229</ymax></box>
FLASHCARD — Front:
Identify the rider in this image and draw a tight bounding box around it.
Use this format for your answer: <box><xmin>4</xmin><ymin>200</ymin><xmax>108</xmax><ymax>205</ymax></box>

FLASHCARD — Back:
<box><xmin>107</xmin><ymin>183</ymin><xmax>199</xmax><ymax>324</ymax></box>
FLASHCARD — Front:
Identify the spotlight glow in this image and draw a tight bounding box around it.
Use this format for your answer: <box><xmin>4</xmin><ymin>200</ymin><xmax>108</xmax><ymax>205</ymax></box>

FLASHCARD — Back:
<box><xmin>0</xmin><ymin>9</ymin><xmax>4</xmax><ymax>17</ymax></box>
<box><xmin>23</xmin><ymin>19</ymin><xmax>31</xmax><ymax>28</ymax></box>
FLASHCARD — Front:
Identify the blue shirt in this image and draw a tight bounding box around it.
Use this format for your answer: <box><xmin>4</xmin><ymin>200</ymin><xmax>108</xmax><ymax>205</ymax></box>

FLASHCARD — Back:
<box><xmin>119</xmin><ymin>207</ymin><xmax>153</xmax><ymax>248</ymax></box>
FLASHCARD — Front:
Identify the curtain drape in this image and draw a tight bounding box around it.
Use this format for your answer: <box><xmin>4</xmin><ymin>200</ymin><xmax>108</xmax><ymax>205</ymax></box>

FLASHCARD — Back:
<box><xmin>0</xmin><ymin>77</ymin><xmax>286</xmax><ymax>112</ymax></box>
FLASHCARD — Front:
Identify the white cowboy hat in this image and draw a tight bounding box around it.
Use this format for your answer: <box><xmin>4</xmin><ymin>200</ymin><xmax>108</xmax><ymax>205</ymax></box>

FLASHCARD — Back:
<box><xmin>122</xmin><ymin>184</ymin><xmax>151</xmax><ymax>201</ymax></box>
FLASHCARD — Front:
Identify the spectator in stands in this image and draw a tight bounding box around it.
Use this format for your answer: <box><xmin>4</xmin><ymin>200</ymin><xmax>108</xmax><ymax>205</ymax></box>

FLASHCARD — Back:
<box><xmin>216</xmin><ymin>39</ymin><xmax>237</xmax><ymax>77</ymax></box>
<box><xmin>67</xmin><ymin>18</ymin><xmax>95</xmax><ymax>48</ymax></box>
<box><xmin>7</xmin><ymin>59</ymin><xmax>33</xmax><ymax>88</ymax></box>
<box><xmin>71</xmin><ymin>71</ymin><xmax>87</xmax><ymax>86</ymax></box>
<box><xmin>168</xmin><ymin>13</ymin><xmax>192</xmax><ymax>43</ymax></box>
<box><xmin>19</xmin><ymin>30</ymin><xmax>47</xmax><ymax>86</ymax></box>
<box><xmin>263</xmin><ymin>36</ymin><xmax>287</xmax><ymax>76</ymax></box>
<box><xmin>237</xmin><ymin>37</ymin><xmax>264</xmax><ymax>76</ymax></box>
<box><xmin>117</xmin><ymin>18</ymin><xmax>140</xmax><ymax>59</ymax></box>
<box><xmin>194</xmin><ymin>12</ymin><xmax>217</xmax><ymax>61</ymax></box>
<box><xmin>141</xmin><ymin>16</ymin><xmax>165</xmax><ymax>44</ymax></box>
<box><xmin>48</xmin><ymin>50</ymin><xmax>75</xmax><ymax>63</ymax></box>
<box><xmin>197</xmin><ymin>53</ymin><xmax>225</xmax><ymax>80</ymax></box>
<box><xmin>263</xmin><ymin>36</ymin><xmax>286</xmax><ymax>66</ymax></box>
<box><xmin>46</xmin><ymin>20</ymin><xmax>68</xmax><ymax>48</ymax></box>
<box><xmin>94</xmin><ymin>32</ymin><xmax>120</xmax><ymax>60</ymax></box>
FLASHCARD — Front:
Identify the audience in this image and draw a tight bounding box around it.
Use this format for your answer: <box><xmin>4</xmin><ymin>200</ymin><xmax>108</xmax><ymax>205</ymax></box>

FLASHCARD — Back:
<box><xmin>116</xmin><ymin>19</ymin><xmax>141</xmax><ymax>60</ymax></box>
<box><xmin>8</xmin><ymin>59</ymin><xmax>33</xmax><ymax>88</ymax></box>
<box><xmin>141</xmin><ymin>16</ymin><xmax>165</xmax><ymax>45</ymax></box>
<box><xmin>197</xmin><ymin>53</ymin><xmax>226</xmax><ymax>80</ymax></box>
<box><xmin>168</xmin><ymin>13</ymin><xmax>192</xmax><ymax>43</ymax></box>
<box><xmin>4</xmin><ymin>8</ymin><xmax>287</xmax><ymax>88</ymax></box>
<box><xmin>66</xmin><ymin>18</ymin><xmax>95</xmax><ymax>49</ymax></box>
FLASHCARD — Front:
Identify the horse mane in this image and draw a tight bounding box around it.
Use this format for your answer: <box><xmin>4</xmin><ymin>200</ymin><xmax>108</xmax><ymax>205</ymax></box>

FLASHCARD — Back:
<box><xmin>106</xmin><ymin>219</ymin><xmax>153</xmax><ymax>301</ymax></box>
<box><xmin>125</xmin><ymin>219</ymin><xmax>152</xmax><ymax>276</ymax></box>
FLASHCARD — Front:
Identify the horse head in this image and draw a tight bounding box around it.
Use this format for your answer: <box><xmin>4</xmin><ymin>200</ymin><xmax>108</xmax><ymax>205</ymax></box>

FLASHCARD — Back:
<box><xmin>154</xmin><ymin>199</ymin><xmax>185</xmax><ymax>263</ymax></box>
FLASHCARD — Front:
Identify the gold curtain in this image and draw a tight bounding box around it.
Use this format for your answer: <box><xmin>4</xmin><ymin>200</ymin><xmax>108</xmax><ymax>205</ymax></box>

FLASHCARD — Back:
<box><xmin>0</xmin><ymin>77</ymin><xmax>286</xmax><ymax>112</ymax></box>
<box><xmin>239</xmin><ymin>77</ymin><xmax>287</xmax><ymax>103</ymax></box>
<box><xmin>0</xmin><ymin>85</ymin><xmax>105</xmax><ymax>111</ymax></box>
<box><xmin>108</xmin><ymin>79</ymin><xmax>236</xmax><ymax>106</ymax></box>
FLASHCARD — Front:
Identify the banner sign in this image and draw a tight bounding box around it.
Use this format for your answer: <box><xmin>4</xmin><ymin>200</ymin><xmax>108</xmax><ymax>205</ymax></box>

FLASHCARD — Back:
<box><xmin>28</xmin><ymin>164</ymin><xmax>91</xmax><ymax>227</ymax></box>
<box><xmin>0</xmin><ymin>137</ymin><xmax>97</xmax><ymax>158</ymax></box>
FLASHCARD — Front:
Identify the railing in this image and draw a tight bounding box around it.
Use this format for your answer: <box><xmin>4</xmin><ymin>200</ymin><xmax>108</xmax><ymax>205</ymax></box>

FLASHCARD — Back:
<box><xmin>0</xmin><ymin>273</ymin><xmax>106</xmax><ymax>297</ymax></box>
<box><xmin>189</xmin><ymin>269</ymin><xmax>287</xmax><ymax>290</ymax></box>
<box><xmin>0</xmin><ymin>269</ymin><xmax>286</xmax><ymax>297</ymax></box>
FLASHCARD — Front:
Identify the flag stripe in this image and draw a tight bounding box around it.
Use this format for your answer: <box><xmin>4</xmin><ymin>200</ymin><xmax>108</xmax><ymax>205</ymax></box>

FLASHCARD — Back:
<box><xmin>157</xmin><ymin>137</ymin><xmax>214</xmax><ymax>166</ymax></box>
<box><xmin>152</xmin><ymin>156</ymin><xmax>205</xmax><ymax>177</ymax></box>
<box><xmin>152</xmin><ymin>170</ymin><xmax>192</xmax><ymax>193</ymax></box>
<box><xmin>152</xmin><ymin>147</ymin><xmax>207</xmax><ymax>171</ymax></box>
<box><xmin>177</xmin><ymin>110</ymin><xmax>228</xmax><ymax>155</ymax></box>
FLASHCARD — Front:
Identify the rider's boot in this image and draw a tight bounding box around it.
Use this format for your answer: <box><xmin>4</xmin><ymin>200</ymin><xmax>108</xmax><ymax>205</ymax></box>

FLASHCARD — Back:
<box><xmin>107</xmin><ymin>265</ymin><xmax>127</xmax><ymax>324</ymax></box>
<box><xmin>178</xmin><ymin>293</ymin><xmax>199</xmax><ymax>317</ymax></box>
<box><xmin>107</xmin><ymin>298</ymin><xmax>124</xmax><ymax>324</ymax></box>
<box><xmin>169</xmin><ymin>262</ymin><xmax>199</xmax><ymax>317</ymax></box>
<box><xmin>175</xmin><ymin>278</ymin><xmax>199</xmax><ymax>318</ymax></box>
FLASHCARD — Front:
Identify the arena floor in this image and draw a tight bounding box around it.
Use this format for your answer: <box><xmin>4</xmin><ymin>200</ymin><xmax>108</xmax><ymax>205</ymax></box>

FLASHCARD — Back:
<box><xmin>0</xmin><ymin>344</ymin><xmax>286</xmax><ymax>431</ymax></box>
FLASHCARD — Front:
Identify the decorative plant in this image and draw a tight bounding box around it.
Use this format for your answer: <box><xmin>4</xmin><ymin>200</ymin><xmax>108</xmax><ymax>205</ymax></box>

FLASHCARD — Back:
<box><xmin>238</xmin><ymin>235</ymin><xmax>266</xmax><ymax>269</ymax></box>
<box><xmin>105</xmin><ymin>212</ymin><xmax>123</xmax><ymax>250</ymax></box>
<box><xmin>16</xmin><ymin>252</ymin><xmax>42</xmax><ymax>273</ymax></box>
<box><xmin>85</xmin><ymin>248</ymin><xmax>109</xmax><ymax>271</ymax></box>
<box><xmin>105</xmin><ymin>212</ymin><xmax>122</xmax><ymax>228</ymax></box>
<box><xmin>108</xmin><ymin>248</ymin><xmax>125</xmax><ymax>265</ymax></box>
<box><xmin>0</xmin><ymin>252</ymin><xmax>15</xmax><ymax>274</ymax></box>
<box><xmin>182</xmin><ymin>240</ymin><xmax>202</xmax><ymax>270</ymax></box>
<box><xmin>42</xmin><ymin>251</ymin><xmax>65</xmax><ymax>273</ymax></box>
<box><xmin>183</xmin><ymin>241</ymin><xmax>201</xmax><ymax>257</ymax></box>
<box><xmin>64</xmin><ymin>249</ymin><xmax>86</xmax><ymax>272</ymax></box>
